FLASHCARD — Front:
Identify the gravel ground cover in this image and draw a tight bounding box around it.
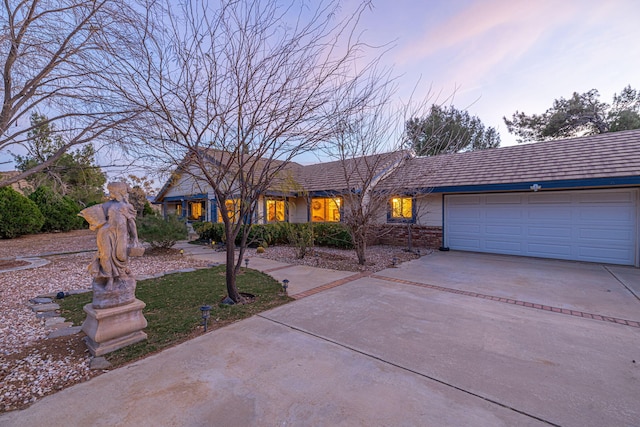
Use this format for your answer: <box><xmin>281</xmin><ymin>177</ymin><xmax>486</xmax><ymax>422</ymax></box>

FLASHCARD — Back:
<box><xmin>0</xmin><ymin>231</ymin><xmax>211</xmax><ymax>413</ymax></box>
<box><xmin>0</xmin><ymin>230</ymin><xmax>426</xmax><ymax>413</ymax></box>
<box><xmin>256</xmin><ymin>244</ymin><xmax>426</xmax><ymax>272</ymax></box>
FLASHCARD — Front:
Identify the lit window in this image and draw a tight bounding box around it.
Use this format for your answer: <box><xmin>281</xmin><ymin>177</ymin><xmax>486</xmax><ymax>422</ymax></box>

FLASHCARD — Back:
<box><xmin>217</xmin><ymin>199</ymin><xmax>240</xmax><ymax>222</ymax></box>
<box><xmin>311</xmin><ymin>197</ymin><xmax>341</xmax><ymax>222</ymax></box>
<box><xmin>189</xmin><ymin>201</ymin><xmax>204</xmax><ymax>220</ymax></box>
<box><xmin>390</xmin><ymin>197</ymin><xmax>413</xmax><ymax>220</ymax></box>
<box><xmin>175</xmin><ymin>203</ymin><xmax>182</xmax><ymax>216</ymax></box>
<box><xmin>266</xmin><ymin>199</ymin><xmax>285</xmax><ymax>222</ymax></box>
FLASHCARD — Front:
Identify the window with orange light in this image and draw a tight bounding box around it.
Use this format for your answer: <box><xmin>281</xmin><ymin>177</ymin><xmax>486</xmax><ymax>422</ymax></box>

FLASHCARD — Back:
<box><xmin>189</xmin><ymin>201</ymin><xmax>205</xmax><ymax>220</ymax></box>
<box><xmin>266</xmin><ymin>199</ymin><xmax>285</xmax><ymax>222</ymax></box>
<box><xmin>217</xmin><ymin>199</ymin><xmax>240</xmax><ymax>222</ymax></box>
<box><xmin>310</xmin><ymin>197</ymin><xmax>341</xmax><ymax>222</ymax></box>
<box><xmin>390</xmin><ymin>197</ymin><xmax>413</xmax><ymax>220</ymax></box>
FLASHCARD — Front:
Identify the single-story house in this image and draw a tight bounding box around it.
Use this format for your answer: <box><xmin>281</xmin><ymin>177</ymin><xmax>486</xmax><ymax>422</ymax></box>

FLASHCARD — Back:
<box><xmin>156</xmin><ymin>129</ymin><xmax>640</xmax><ymax>267</ymax></box>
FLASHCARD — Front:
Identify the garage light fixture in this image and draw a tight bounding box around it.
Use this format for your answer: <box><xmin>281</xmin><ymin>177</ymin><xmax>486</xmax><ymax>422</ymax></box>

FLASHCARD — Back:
<box><xmin>530</xmin><ymin>184</ymin><xmax>542</xmax><ymax>192</ymax></box>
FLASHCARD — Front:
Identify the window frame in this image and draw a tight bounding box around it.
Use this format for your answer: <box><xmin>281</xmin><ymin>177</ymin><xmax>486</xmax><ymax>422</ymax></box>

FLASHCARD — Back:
<box><xmin>265</xmin><ymin>198</ymin><xmax>287</xmax><ymax>223</ymax></box>
<box><xmin>387</xmin><ymin>196</ymin><xmax>415</xmax><ymax>223</ymax></box>
<box><xmin>310</xmin><ymin>196</ymin><xmax>342</xmax><ymax>223</ymax></box>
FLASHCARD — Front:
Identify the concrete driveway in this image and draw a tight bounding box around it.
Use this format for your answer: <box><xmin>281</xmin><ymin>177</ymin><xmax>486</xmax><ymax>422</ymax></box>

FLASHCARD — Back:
<box><xmin>2</xmin><ymin>252</ymin><xmax>639</xmax><ymax>426</ymax></box>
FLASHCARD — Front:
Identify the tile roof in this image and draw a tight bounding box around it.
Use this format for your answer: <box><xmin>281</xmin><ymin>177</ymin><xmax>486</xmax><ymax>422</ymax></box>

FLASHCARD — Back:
<box><xmin>157</xmin><ymin>129</ymin><xmax>640</xmax><ymax>200</ymax></box>
<box><xmin>379</xmin><ymin>129</ymin><xmax>640</xmax><ymax>191</ymax></box>
<box><xmin>295</xmin><ymin>151</ymin><xmax>410</xmax><ymax>192</ymax></box>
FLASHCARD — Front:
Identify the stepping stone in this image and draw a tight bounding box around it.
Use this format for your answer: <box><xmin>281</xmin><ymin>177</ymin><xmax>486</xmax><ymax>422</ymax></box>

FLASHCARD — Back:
<box><xmin>48</xmin><ymin>326</ymin><xmax>82</xmax><ymax>339</ymax></box>
<box><xmin>30</xmin><ymin>302</ymin><xmax>60</xmax><ymax>312</ymax></box>
<box><xmin>46</xmin><ymin>321</ymin><xmax>74</xmax><ymax>330</ymax></box>
<box><xmin>90</xmin><ymin>357</ymin><xmax>112</xmax><ymax>370</ymax></box>
<box><xmin>30</xmin><ymin>297</ymin><xmax>53</xmax><ymax>304</ymax></box>
<box><xmin>45</xmin><ymin>317</ymin><xmax>67</xmax><ymax>327</ymax></box>
<box><xmin>36</xmin><ymin>311</ymin><xmax>60</xmax><ymax>319</ymax></box>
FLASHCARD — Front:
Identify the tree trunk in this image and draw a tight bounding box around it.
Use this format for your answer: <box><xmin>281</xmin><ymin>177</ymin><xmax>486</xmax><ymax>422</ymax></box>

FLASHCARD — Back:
<box><xmin>225</xmin><ymin>232</ymin><xmax>241</xmax><ymax>303</ymax></box>
<box><xmin>355</xmin><ymin>229</ymin><xmax>366</xmax><ymax>265</ymax></box>
<box><xmin>407</xmin><ymin>223</ymin><xmax>413</xmax><ymax>252</ymax></box>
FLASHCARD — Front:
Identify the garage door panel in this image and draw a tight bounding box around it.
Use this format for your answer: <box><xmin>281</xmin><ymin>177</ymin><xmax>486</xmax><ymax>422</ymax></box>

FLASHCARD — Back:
<box><xmin>579</xmin><ymin>228</ymin><xmax>632</xmax><ymax>242</ymax></box>
<box><xmin>528</xmin><ymin>226</ymin><xmax>571</xmax><ymax>238</ymax></box>
<box><xmin>451</xmin><ymin>224</ymin><xmax>481</xmax><ymax>234</ymax></box>
<box><xmin>485</xmin><ymin>240</ymin><xmax>522</xmax><ymax>252</ymax></box>
<box><xmin>449</xmin><ymin>208</ymin><xmax>481</xmax><ymax>220</ymax></box>
<box><xmin>486</xmin><ymin>194</ymin><xmax>522</xmax><ymax>204</ymax></box>
<box><xmin>527</xmin><ymin>243</ymin><xmax>572</xmax><ymax>257</ymax></box>
<box><xmin>528</xmin><ymin>193</ymin><xmax>571</xmax><ymax>204</ymax></box>
<box><xmin>577</xmin><ymin>191</ymin><xmax>633</xmax><ymax>203</ymax></box>
<box><xmin>445</xmin><ymin>190</ymin><xmax>638</xmax><ymax>266</ymax></box>
<box><xmin>448</xmin><ymin>238</ymin><xmax>481</xmax><ymax>250</ymax></box>
<box><xmin>486</xmin><ymin>225</ymin><xmax>522</xmax><ymax>235</ymax></box>
<box><xmin>485</xmin><ymin>207</ymin><xmax>523</xmax><ymax>220</ymax></box>
<box><xmin>579</xmin><ymin>206</ymin><xmax>634</xmax><ymax>222</ymax></box>
<box><xmin>527</xmin><ymin>207</ymin><xmax>572</xmax><ymax>220</ymax></box>
<box><xmin>449</xmin><ymin>196</ymin><xmax>481</xmax><ymax>205</ymax></box>
<box><xmin>578</xmin><ymin>246</ymin><xmax>634</xmax><ymax>263</ymax></box>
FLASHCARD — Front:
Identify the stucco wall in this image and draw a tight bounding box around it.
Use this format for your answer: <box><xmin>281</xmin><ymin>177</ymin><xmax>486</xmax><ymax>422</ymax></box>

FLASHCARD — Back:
<box><xmin>288</xmin><ymin>196</ymin><xmax>308</xmax><ymax>223</ymax></box>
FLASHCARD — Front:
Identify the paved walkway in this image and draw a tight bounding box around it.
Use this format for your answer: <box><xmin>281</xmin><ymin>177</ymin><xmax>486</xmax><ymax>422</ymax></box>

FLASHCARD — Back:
<box><xmin>174</xmin><ymin>242</ymin><xmax>360</xmax><ymax>298</ymax></box>
<box><xmin>2</xmin><ymin>248</ymin><xmax>639</xmax><ymax>426</ymax></box>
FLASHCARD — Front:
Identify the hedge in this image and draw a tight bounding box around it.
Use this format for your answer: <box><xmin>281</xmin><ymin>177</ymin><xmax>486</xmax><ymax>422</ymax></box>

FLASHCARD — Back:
<box><xmin>0</xmin><ymin>187</ymin><xmax>45</xmax><ymax>238</ymax></box>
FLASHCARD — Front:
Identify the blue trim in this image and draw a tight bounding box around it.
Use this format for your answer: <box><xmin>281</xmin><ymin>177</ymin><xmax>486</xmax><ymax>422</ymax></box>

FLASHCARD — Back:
<box><xmin>180</xmin><ymin>200</ymin><xmax>187</xmax><ymax>219</ymax></box>
<box><xmin>420</xmin><ymin>176</ymin><xmax>640</xmax><ymax>194</ymax></box>
<box><xmin>162</xmin><ymin>193</ymin><xmax>208</xmax><ymax>202</ymax></box>
<box><xmin>213</xmin><ymin>200</ymin><xmax>220</xmax><ymax>223</ymax></box>
<box><xmin>309</xmin><ymin>190</ymin><xmax>343</xmax><ymax>197</ymax></box>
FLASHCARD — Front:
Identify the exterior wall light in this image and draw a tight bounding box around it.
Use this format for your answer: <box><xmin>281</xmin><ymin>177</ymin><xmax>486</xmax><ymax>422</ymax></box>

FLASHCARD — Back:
<box><xmin>530</xmin><ymin>184</ymin><xmax>542</xmax><ymax>192</ymax></box>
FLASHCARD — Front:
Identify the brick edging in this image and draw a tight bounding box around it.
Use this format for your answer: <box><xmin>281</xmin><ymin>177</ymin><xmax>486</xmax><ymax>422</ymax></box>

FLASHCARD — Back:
<box><xmin>291</xmin><ymin>272</ymin><xmax>372</xmax><ymax>299</ymax></box>
<box><xmin>370</xmin><ymin>275</ymin><xmax>640</xmax><ymax>328</ymax></box>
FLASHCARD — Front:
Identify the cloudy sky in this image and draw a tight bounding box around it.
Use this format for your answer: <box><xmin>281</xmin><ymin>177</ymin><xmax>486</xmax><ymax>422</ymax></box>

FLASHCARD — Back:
<box><xmin>350</xmin><ymin>0</ymin><xmax>640</xmax><ymax>146</ymax></box>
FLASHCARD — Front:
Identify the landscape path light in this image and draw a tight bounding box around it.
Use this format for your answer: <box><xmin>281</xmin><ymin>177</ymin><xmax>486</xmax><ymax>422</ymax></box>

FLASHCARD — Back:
<box><xmin>200</xmin><ymin>305</ymin><xmax>212</xmax><ymax>332</ymax></box>
<box><xmin>282</xmin><ymin>279</ymin><xmax>290</xmax><ymax>295</ymax></box>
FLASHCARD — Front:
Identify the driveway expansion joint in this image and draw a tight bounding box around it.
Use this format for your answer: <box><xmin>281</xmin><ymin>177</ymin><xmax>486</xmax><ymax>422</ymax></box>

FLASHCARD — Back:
<box><xmin>371</xmin><ymin>275</ymin><xmax>640</xmax><ymax>328</ymax></box>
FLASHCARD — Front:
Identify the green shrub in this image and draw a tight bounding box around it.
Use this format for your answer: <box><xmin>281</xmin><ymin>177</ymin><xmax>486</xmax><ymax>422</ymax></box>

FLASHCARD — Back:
<box><xmin>313</xmin><ymin>223</ymin><xmax>353</xmax><ymax>249</ymax></box>
<box><xmin>192</xmin><ymin>221</ymin><xmax>225</xmax><ymax>243</ymax></box>
<box><xmin>0</xmin><ymin>186</ymin><xmax>45</xmax><ymax>238</ymax></box>
<box><xmin>279</xmin><ymin>222</ymin><xmax>313</xmax><ymax>258</ymax></box>
<box><xmin>136</xmin><ymin>214</ymin><xmax>188</xmax><ymax>248</ymax></box>
<box><xmin>29</xmin><ymin>185</ymin><xmax>85</xmax><ymax>232</ymax></box>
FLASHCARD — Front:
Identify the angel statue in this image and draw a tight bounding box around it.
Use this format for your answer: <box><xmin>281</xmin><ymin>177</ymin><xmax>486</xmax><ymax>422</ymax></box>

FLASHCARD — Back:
<box><xmin>79</xmin><ymin>181</ymin><xmax>145</xmax><ymax>308</ymax></box>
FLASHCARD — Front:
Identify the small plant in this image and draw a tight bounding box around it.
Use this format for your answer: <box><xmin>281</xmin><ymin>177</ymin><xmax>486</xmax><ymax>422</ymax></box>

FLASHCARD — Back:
<box><xmin>256</xmin><ymin>246</ymin><xmax>265</xmax><ymax>253</ymax></box>
<box><xmin>136</xmin><ymin>214</ymin><xmax>188</xmax><ymax>248</ymax></box>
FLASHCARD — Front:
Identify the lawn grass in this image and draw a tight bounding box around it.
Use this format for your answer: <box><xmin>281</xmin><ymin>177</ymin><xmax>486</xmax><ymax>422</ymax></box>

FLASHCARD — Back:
<box><xmin>59</xmin><ymin>265</ymin><xmax>292</xmax><ymax>366</ymax></box>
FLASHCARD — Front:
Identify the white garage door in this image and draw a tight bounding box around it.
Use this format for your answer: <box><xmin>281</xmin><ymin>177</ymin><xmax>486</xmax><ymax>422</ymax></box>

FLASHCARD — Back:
<box><xmin>445</xmin><ymin>189</ymin><xmax>638</xmax><ymax>266</ymax></box>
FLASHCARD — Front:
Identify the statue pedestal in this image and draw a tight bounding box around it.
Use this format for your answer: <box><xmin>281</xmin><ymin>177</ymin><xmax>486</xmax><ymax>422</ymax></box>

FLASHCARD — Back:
<box><xmin>82</xmin><ymin>299</ymin><xmax>148</xmax><ymax>356</ymax></box>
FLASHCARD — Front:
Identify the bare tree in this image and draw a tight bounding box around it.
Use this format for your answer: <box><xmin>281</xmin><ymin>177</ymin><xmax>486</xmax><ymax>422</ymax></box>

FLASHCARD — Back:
<box><xmin>0</xmin><ymin>0</ymin><xmax>147</xmax><ymax>188</ymax></box>
<box><xmin>121</xmin><ymin>0</ymin><xmax>380</xmax><ymax>302</ymax></box>
<box><xmin>325</xmin><ymin>76</ymin><xmax>461</xmax><ymax>264</ymax></box>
